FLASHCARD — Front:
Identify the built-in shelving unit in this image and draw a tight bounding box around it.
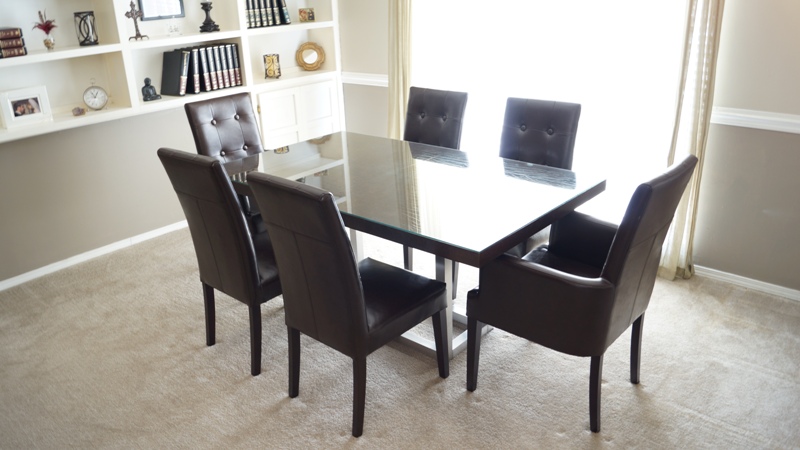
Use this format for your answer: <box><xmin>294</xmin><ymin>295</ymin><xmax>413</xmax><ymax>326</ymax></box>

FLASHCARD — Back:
<box><xmin>0</xmin><ymin>0</ymin><xmax>343</xmax><ymax>145</ymax></box>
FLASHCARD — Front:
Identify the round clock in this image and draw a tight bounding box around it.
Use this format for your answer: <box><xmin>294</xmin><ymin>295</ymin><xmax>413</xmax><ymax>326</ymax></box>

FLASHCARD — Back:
<box><xmin>83</xmin><ymin>83</ymin><xmax>109</xmax><ymax>110</ymax></box>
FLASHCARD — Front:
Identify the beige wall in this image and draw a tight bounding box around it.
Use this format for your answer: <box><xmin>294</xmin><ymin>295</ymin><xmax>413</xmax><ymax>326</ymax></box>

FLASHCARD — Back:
<box><xmin>692</xmin><ymin>0</ymin><xmax>800</xmax><ymax>290</ymax></box>
<box><xmin>0</xmin><ymin>109</ymin><xmax>190</xmax><ymax>281</ymax></box>
<box><xmin>338</xmin><ymin>0</ymin><xmax>389</xmax><ymax>75</ymax></box>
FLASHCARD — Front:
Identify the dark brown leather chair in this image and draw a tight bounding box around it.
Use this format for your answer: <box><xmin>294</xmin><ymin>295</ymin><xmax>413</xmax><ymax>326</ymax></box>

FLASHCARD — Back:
<box><xmin>157</xmin><ymin>148</ymin><xmax>282</xmax><ymax>376</ymax></box>
<box><xmin>184</xmin><ymin>92</ymin><xmax>265</xmax><ymax>232</ymax></box>
<box><xmin>402</xmin><ymin>86</ymin><xmax>469</xmax><ymax>292</ymax></box>
<box><xmin>247</xmin><ymin>172</ymin><xmax>449</xmax><ymax>437</ymax></box>
<box><xmin>500</xmin><ymin>97</ymin><xmax>582</xmax><ymax>257</ymax></box>
<box><xmin>466</xmin><ymin>154</ymin><xmax>698</xmax><ymax>432</ymax></box>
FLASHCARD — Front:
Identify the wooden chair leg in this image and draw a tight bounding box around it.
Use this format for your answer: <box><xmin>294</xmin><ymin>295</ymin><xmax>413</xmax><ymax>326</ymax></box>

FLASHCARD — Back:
<box><xmin>590</xmin><ymin>354</ymin><xmax>604</xmax><ymax>433</ymax></box>
<box><xmin>630</xmin><ymin>313</ymin><xmax>644</xmax><ymax>384</ymax></box>
<box><xmin>466</xmin><ymin>317</ymin><xmax>484</xmax><ymax>392</ymax></box>
<box><xmin>202</xmin><ymin>283</ymin><xmax>215</xmax><ymax>346</ymax></box>
<box><xmin>451</xmin><ymin>262</ymin><xmax>459</xmax><ymax>300</ymax></box>
<box><xmin>249</xmin><ymin>304</ymin><xmax>262</xmax><ymax>376</ymax></box>
<box><xmin>431</xmin><ymin>310</ymin><xmax>449</xmax><ymax>378</ymax></box>
<box><xmin>403</xmin><ymin>245</ymin><xmax>413</xmax><ymax>270</ymax></box>
<box><xmin>288</xmin><ymin>327</ymin><xmax>300</xmax><ymax>398</ymax></box>
<box><xmin>352</xmin><ymin>357</ymin><xmax>367</xmax><ymax>437</ymax></box>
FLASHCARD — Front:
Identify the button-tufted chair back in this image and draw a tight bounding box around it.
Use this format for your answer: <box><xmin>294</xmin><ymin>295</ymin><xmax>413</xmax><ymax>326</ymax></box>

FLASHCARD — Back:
<box><xmin>499</xmin><ymin>98</ymin><xmax>581</xmax><ymax>169</ymax></box>
<box><xmin>403</xmin><ymin>87</ymin><xmax>468</xmax><ymax>150</ymax></box>
<box><xmin>185</xmin><ymin>92</ymin><xmax>264</xmax><ymax>176</ymax></box>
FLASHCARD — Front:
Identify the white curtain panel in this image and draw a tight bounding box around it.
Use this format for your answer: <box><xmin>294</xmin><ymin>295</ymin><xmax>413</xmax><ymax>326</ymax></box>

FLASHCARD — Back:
<box><xmin>387</xmin><ymin>0</ymin><xmax>412</xmax><ymax>140</ymax></box>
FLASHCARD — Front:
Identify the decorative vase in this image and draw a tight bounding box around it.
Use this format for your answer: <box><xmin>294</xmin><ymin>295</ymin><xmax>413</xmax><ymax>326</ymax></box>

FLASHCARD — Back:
<box><xmin>44</xmin><ymin>33</ymin><xmax>55</xmax><ymax>50</ymax></box>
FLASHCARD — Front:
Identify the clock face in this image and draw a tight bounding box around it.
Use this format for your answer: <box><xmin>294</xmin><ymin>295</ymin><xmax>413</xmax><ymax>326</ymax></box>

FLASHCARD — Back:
<box><xmin>83</xmin><ymin>86</ymin><xmax>108</xmax><ymax>110</ymax></box>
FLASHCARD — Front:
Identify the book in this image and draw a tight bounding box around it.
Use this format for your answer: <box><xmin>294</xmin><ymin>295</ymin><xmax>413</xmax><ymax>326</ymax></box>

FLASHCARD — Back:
<box><xmin>197</xmin><ymin>45</ymin><xmax>212</xmax><ymax>91</ymax></box>
<box><xmin>0</xmin><ymin>27</ymin><xmax>22</xmax><ymax>39</ymax></box>
<box><xmin>277</xmin><ymin>0</ymin><xmax>291</xmax><ymax>24</ymax></box>
<box><xmin>160</xmin><ymin>49</ymin><xmax>190</xmax><ymax>96</ymax></box>
<box><xmin>215</xmin><ymin>45</ymin><xmax>231</xmax><ymax>88</ymax></box>
<box><xmin>262</xmin><ymin>0</ymin><xmax>274</xmax><ymax>27</ymax></box>
<box><xmin>0</xmin><ymin>37</ymin><xmax>25</xmax><ymax>49</ymax></box>
<box><xmin>0</xmin><ymin>47</ymin><xmax>27</xmax><ymax>58</ymax></box>
<box><xmin>245</xmin><ymin>0</ymin><xmax>255</xmax><ymax>28</ymax></box>
<box><xmin>204</xmin><ymin>46</ymin><xmax>219</xmax><ymax>90</ymax></box>
<box><xmin>230</xmin><ymin>43</ymin><xmax>242</xmax><ymax>86</ymax></box>
<box><xmin>253</xmin><ymin>0</ymin><xmax>264</xmax><ymax>27</ymax></box>
<box><xmin>187</xmin><ymin>47</ymin><xmax>201</xmax><ymax>94</ymax></box>
<box><xmin>269</xmin><ymin>0</ymin><xmax>281</xmax><ymax>26</ymax></box>
<box><xmin>224</xmin><ymin>44</ymin><xmax>236</xmax><ymax>86</ymax></box>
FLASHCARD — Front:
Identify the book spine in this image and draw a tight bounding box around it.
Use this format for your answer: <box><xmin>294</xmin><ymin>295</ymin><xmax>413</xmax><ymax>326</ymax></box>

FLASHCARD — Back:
<box><xmin>0</xmin><ymin>37</ymin><xmax>25</xmax><ymax>49</ymax></box>
<box><xmin>190</xmin><ymin>48</ymin><xmax>201</xmax><ymax>93</ymax></box>
<box><xmin>277</xmin><ymin>0</ymin><xmax>291</xmax><ymax>24</ymax></box>
<box><xmin>263</xmin><ymin>0</ymin><xmax>274</xmax><ymax>27</ymax></box>
<box><xmin>205</xmin><ymin>46</ymin><xmax>219</xmax><ymax>90</ymax></box>
<box><xmin>231</xmin><ymin>43</ymin><xmax>242</xmax><ymax>86</ymax></box>
<box><xmin>0</xmin><ymin>47</ymin><xmax>27</xmax><ymax>58</ymax></box>
<box><xmin>224</xmin><ymin>44</ymin><xmax>236</xmax><ymax>87</ymax></box>
<box><xmin>198</xmin><ymin>46</ymin><xmax>212</xmax><ymax>91</ymax></box>
<box><xmin>269</xmin><ymin>0</ymin><xmax>280</xmax><ymax>26</ymax></box>
<box><xmin>213</xmin><ymin>45</ymin><xmax>229</xmax><ymax>88</ymax></box>
<box><xmin>246</xmin><ymin>0</ymin><xmax>255</xmax><ymax>28</ymax></box>
<box><xmin>0</xmin><ymin>28</ymin><xmax>22</xmax><ymax>39</ymax></box>
<box><xmin>255</xmin><ymin>0</ymin><xmax>265</xmax><ymax>27</ymax></box>
<box><xmin>178</xmin><ymin>50</ymin><xmax>190</xmax><ymax>96</ymax></box>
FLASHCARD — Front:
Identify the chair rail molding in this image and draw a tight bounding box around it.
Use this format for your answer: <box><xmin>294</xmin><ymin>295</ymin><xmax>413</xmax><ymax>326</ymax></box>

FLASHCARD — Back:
<box><xmin>694</xmin><ymin>265</ymin><xmax>800</xmax><ymax>302</ymax></box>
<box><xmin>341</xmin><ymin>72</ymin><xmax>389</xmax><ymax>87</ymax></box>
<box><xmin>711</xmin><ymin>107</ymin><xmax>800</xmax><ymax>135</ymax></box>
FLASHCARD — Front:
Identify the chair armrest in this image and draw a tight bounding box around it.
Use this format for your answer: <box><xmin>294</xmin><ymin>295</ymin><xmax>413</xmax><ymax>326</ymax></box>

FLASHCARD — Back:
<box><xmin>548</xmin><ymin>211</ymin><xmax>618</xmax><ymax>269</ymax></box>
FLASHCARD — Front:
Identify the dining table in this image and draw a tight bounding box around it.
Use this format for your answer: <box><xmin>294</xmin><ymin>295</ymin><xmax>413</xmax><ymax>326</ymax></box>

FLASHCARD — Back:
<box><xmin>232</xmin><ymin>131</ymin><xmax>606</xmax><ymax>360</ymax></box>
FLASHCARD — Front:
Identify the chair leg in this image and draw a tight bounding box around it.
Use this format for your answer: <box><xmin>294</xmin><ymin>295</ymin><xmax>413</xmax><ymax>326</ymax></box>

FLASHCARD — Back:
<box><xmin>590</xmin><ymin>354</ymin><xmax>604</xmax><ymax>433</ymax></box>
<box><xmin>248</xmin><ymin>304</ymin><xmax>262</xmax><ymax>376</ymax></box>
<box><xmin>451</xmin><ymin>262</ymin><xmax>459</xmax><ymax>300</ymax></box>
<box><xmin>630</xmin><ymin>313</ymin><xmax>644</xmax><ymax>384</ymax></box>
<box><xmin>466</xmin><ymin>317</ymin><xmax>484</xmax><ymax>392</ymax></box>
<box><xmin>288</xmin><ymin>327</ymin><xmax>300</xmax><ymax>398</ymax></box>
<box><xmin>202</xmin><ymin>283</ymin><xmax>215</xmax><ymax>346</ymax></box>
<box><xmin>431</xmin><ymin>310</ymin><xmax>450</xmax><ymax>378</ymax></box>
<box><xmin>403</xmin><ymin>245</ymin><xmax>413</xmax><ymax>271</ymax></box>
<box><xmin>352</xmin><ymin>357</ymin><xmax>367</xmax><ymax>437</ymax></box>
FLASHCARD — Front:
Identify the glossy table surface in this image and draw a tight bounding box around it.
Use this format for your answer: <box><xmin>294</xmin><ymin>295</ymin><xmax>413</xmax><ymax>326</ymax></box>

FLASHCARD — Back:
<box><xmin>237</xmin><ymin>131</ymin><xmax>607</xmax><ymax>268</ymax></box>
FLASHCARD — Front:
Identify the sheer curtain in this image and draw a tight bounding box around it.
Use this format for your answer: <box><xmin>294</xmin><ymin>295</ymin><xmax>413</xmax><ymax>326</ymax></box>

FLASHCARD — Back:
<box><xmin>387</xmin><ymin>0</ymin><xmax>412</xmax><ymax>140</ymax></box>
<box><xmin>659</xmin><ymin>0</ymin><xmax>726</xmax><ymax>280</ymax></box>
<box><xmin>410</xmin><ymin>1</ymin><xmax>687</xmax><ymax>223</ymax></box>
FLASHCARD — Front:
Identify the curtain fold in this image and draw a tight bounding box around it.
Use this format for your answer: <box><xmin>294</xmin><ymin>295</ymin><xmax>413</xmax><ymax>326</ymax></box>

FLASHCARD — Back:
<box><xmin>658</xmin><ymin>0</ymin><xmax>726</xmax><ymax>280</ymax></box>
<box><xmin>387</xmin><ymin>0</ymin><xmax>412</xmax><ymax>140</ymax></box>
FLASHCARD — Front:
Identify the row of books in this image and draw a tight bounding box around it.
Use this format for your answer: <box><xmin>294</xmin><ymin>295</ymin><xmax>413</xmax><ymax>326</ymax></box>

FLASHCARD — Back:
<box><xmin>161</xmin><ymin>43</ymin><xmax>243</xmax><ymax>97</ymax></box>
<box><xmin>0</xmin><ymin>27</ymin><xmax>27</xmax><ymax>59</ymax></box>
<box><xmin>246</xmin><ymin>0</ymin><xmax>291</xmax><ymax>29</ymax></box>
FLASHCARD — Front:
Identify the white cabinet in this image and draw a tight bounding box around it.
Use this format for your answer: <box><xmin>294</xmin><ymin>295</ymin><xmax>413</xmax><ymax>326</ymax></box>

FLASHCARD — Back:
<box><xmin>0</xmin><ymin>0</ymin><xmax>344</xmax><ymax>145</ymax></box>
<box><xmin>257</xmin><ymin>79</ymin><xmax>341</xmax><ymax>149</ymax></box>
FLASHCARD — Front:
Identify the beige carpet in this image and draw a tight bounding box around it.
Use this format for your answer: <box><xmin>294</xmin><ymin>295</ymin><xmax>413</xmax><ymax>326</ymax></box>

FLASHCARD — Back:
<box><xmin>1</xmin><ymin>228</ymin><xmax>798</xmax><ymax>449</ymax></box>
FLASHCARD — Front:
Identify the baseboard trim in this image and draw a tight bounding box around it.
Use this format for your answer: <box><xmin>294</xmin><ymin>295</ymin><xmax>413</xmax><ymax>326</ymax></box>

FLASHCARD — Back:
<box><xmin>693</xmin><ymin>265</ymin><xmax>800</xmax><ymax>302</ymax></box>
<box><xmin>0</xmin><ymin>221</ymin><xmax>188</xmax><ymax>293</ymax></box>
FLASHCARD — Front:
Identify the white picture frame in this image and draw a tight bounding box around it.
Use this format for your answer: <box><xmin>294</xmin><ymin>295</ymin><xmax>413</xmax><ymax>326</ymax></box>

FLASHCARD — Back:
<box><xmin>0</xmin><ymin>86</ymin><xmax>53</xmax><ymax>129</ymax></box>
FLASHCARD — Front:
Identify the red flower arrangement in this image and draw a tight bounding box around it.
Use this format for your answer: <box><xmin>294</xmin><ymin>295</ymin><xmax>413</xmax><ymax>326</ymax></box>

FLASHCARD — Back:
<box><xmin>33</xmin><ymin>10</ymin><xmax>57</xmax><ymax>35</ymax></box>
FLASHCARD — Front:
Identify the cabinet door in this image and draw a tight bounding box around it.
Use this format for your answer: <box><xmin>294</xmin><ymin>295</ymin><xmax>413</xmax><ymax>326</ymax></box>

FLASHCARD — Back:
<box><xmin>258</xmin><ymin>89</ymin><xmax>300</xmax><ymax>149</ymax></box>
<box><xmin>298</xmin><ymin>80</ymin><xmax>341</xmax><ymax>141</ymax></box>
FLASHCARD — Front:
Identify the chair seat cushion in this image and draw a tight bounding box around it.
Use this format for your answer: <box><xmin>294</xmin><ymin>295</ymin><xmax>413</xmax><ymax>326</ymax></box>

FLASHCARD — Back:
<box><xmin>358</xmin><ymin>258</ymin><xmax>447</xmax><ymax>334</ymax></box>
<box><xmin>523</xmin><ymin>246</ymin><xmax>602</xmax><ymax>279</ymax></box>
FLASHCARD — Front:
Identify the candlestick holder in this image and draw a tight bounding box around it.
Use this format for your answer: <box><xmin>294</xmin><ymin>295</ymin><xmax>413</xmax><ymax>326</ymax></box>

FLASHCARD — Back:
<box><xmin>199</xmin><ymin>2</ymin><xmax>220</xmax><ymax>33</ymax></box>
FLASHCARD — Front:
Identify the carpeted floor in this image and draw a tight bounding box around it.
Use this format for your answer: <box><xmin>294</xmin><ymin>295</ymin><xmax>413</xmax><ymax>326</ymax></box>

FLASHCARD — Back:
<box><xmin>1</xmin><ymin>228</ymin><xmax>798</xmax><ymax>449</ymax></box>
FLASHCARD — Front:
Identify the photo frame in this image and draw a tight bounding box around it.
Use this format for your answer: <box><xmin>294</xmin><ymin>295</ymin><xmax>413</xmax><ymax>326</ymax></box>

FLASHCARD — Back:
<box><xmin>138</xmin><ymin>0</ymin><xmax>185</xmax><ymax>21</ymax></box>
<box><xmin>0</xmin><ymin>86</ymin><xmax>53</xmax><ymax>129</ymax></box>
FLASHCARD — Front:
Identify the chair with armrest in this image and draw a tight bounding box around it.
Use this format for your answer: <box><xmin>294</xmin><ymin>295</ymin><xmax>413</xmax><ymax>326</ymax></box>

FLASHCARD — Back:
<box><xmin>402</xmin><ymin>86</ymin><xmax>469</xmax><ymax>294</ymax></box>
<box><xmin>184</xmin><ymin>92</ymin><xmax>266</xmax><ymax>233</ymax></box>
<box><xmin>466</xmin><ymin>154</ymin><xmax>698</xmax><ymax>432</ymax></box>
<box><xmin>500</xmin><ymin>97</ymin><xmax>582</xmax><ymax>257</ymax></box>
<box><xmin>157</xmin><ymin>148</ymin><xmax>282</xmax><ymax>376</ymax></box>
<box><xmin>247</xmin><ymin>172</ymin><xmax>450</xmax><ymax>437</ymax></box>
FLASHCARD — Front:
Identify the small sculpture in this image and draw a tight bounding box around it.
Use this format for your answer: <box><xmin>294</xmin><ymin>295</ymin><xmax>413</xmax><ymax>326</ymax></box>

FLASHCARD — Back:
<box><xmin>142</xmin><ymin>78</ymin><xmax>161</xmax><ymax>101</ymax></box>
<box><xmin>200</xmin><ymin>2</ymin><xmax>220</xmax><ymax>33</ymax></box>
<box><xmin>126</xmin><ymin>1</ymin><xmax>148</xmax><ymax>41</ymax></box>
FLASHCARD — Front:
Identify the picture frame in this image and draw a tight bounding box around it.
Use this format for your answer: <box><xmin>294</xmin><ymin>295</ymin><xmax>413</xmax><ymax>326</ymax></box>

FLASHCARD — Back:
<box><xmin>298</xmin><ymin>8</ymin><xmax>315</xmax><ymax>22</ymax></box>
<box><xmin>138</xmin><ymin>0</ymin><xmax>185</xmax><ymax>21</ymax></box>
<box><xmin>0</xmin><ymin>86</ymin><xmax>53</xmax><ymax>129</ymax></box>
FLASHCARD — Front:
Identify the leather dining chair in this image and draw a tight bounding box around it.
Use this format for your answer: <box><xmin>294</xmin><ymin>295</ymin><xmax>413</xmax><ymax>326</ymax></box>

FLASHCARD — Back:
<box><xmin>157</xmin><ymin>148</ymin><xmax>282</xmax><ymax>376</ymax></box>
<box><xmin>247</xmin><ymin>172</ymin><xmax>450</xmax><ymax>437</ymax></box>
<box><xmin>499</xmin><ymin>97</ymin><xmax>582</xmax><ymax>257</ymax></box>
<box><xmin>402</xmin><ymin>86</ymin><xmax>469</xmax><ymax>294</ymax></box>
<box><xmin>466</xmin><ymin>154</ymin><xmax>698</xmax><ymax>432</ymax></box>
<box><xmin>184</xmin><ymin>92</ymin><xmax>266</xmax><ymax>233</ymax></box>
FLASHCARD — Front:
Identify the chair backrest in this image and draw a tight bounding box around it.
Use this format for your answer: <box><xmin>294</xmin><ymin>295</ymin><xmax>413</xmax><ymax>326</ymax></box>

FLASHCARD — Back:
<box><xmin>601</xmin><ymin>154</ymin><xmax>698</xmax><ymax>343</ymax></box>
<box><xmin>157</xmin><ymin>148</ymin><xmax>261</xmax><ymax>303</ymax></box>
<box><xmin>403</xmin><ymin>87</ymin><xmax>469</xmax><ymax>150</ymax></box>
<box><xmin>247</xmin><ymin>173</ymin><xmax>368</xmax><ymax>356</ymax></box>
<box><xmin>499</xmin><ymin>98</ymin><xmax>581</xmax><ymax>169</ymax></box>
<box><xmin>184</xmin><ymin>92</ymin><xmax>264</xmax><ymax>175</ymax></box>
